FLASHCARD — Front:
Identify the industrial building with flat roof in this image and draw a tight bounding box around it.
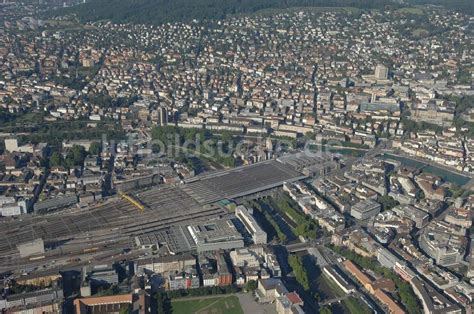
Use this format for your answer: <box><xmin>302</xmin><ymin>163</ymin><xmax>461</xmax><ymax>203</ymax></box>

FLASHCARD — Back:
<box><xmin>136</xmin><ymin>253</ymin><xmax>196</xmax><ymax>274</ymax></box>
<box><xmin>350</xmin><ymin>199</ymin><xmax>381</xmax><ymax>221</ymax></box>
<box><xmin>33</xmin><ymin>194</ymin><xmax>78</xmax><ymax>214</ymax></box>
<box><xmin>134</xmin><ymin>226</ymin><xmax>196</xmax><ymax>253</ymax></box>
<box><xmin>88</xmin><ymin>265</ymin><xmax>119</xmax><ymax>286</ymax></box>
<box><xmin>187</xmin><ymin>218</ymin><xmax>244</xmax><ymax>253</ymax></box>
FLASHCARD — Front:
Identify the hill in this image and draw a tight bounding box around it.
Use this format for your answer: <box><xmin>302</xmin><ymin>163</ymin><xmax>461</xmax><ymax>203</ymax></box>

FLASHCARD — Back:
<box><xmin>408</xmin><ymin>0</ymin><xmax>473</xmax><ymax>15</ymax></box>
<box><xmin>46</xmin><ymin>0</ymin><xmax>398</xmax><ymax>24</ymax></box>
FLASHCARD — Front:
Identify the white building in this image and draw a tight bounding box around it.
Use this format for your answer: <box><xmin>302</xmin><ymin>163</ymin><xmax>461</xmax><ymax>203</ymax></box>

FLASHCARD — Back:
<box><xmin>230</xmin><ymin>248</ymin><xmax>260</xmax><ymax>268</ymax></box>
<box><xmin>235</xmin><ymin>205</ymin><xmax>267</xmax><ymax>244</ymax></box>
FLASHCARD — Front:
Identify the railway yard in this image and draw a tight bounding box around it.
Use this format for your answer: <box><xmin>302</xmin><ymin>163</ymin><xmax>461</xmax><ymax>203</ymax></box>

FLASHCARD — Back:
<box><xmin>0</xmin><ymin>185</ymin><xmax>227</xmax><ymax>274</ymax></box>
<box><xmin>0</xmin><ymin>159</ymin><xmax>307</xmax><ymax>277</ymax></box>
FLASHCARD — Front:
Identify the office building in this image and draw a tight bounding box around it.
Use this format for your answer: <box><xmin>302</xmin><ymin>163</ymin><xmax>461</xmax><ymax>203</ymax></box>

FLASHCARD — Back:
<box><xmin>418</xmin><ymin>221</ymin><xmax>466</xmax><ymax>266</ymax></box>
<box><xmin>350</xmin><ymin>199</ymin><xmax>381</xmax><ymax>220</ymax></box>
<box><xmin>230</xmin><ymin>248</ymin><xmax>260</xmax><ymax>268</ymax></box>
<box><xmin>235</xmin><ymin>205</ymin><xmax>267</xmax><ymax>244</ymax></box>
<box><xmin>392</xmin><ymin>205</ymin><xmax>430</xmax><ymax>228</ymax></box>
<box><xmin>158</xmin><ymin>107</ymin><xmax>168</xmax><ymax>126</ymax></box>
<box><xmin>216</xmin><ymin>251</ymin><xmax>232</xmax><ymax>286</ymax></box>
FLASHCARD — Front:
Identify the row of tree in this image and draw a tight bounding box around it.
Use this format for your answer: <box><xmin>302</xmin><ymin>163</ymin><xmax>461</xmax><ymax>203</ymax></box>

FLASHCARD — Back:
<box><xmin>269</xmin><ymin>193</ymin><xmax>320</xmax><ymax>239</ymax></box>
<box><xmin>288</xmin><ymin>254</ymin><xmax>311</xmax><ymax>291</ymax></box>
<box><xmin>247</xmin><ymin>199</ymin><xmax>290</xmax><ymax>243</ymax></box>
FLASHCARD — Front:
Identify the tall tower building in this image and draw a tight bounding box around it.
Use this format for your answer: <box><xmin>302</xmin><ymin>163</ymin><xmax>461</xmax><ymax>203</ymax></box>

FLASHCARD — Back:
<box><xmin>158</xmin><ymin>107</ymin><xmax>168</xmax><ymax>126</ymax></box>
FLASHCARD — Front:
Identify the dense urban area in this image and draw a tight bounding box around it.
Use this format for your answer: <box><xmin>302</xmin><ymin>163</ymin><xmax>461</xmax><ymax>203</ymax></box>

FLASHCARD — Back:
<box><xmin>0</xmin><ymin>0</ymin><xmax>473</xmax><ymax>313</ymax></box>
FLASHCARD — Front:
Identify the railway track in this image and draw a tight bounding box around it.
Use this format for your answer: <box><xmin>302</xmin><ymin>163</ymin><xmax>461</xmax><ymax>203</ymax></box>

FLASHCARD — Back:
<box><xmin>0</xmin><ymin>184</ymin><xmax>228</xmax><ymax>273</ymax></box>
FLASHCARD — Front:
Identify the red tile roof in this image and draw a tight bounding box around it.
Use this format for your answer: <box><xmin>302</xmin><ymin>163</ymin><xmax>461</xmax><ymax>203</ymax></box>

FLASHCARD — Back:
<box><xmin>286</xmin><ymin>292</ymin><xmax>303</xmax><ymax>305</ymax></box>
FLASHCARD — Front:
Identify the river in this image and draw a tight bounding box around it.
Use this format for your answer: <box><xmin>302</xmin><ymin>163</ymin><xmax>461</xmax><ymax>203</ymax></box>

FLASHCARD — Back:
<box><xmin>380</xmin><ymin>153</ymin><xmax>471</xmax><ymax>186</ymax></box>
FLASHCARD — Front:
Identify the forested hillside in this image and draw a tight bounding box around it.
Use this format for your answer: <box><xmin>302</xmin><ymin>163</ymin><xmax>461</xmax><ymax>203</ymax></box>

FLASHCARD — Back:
<box><xmin>47</xmin><ymin>0</ymin><xmax>398</xmax><ymax>24</ymax></box>
<box><xmin>409</xmin><ymin>0</ymin><xmax>473</xmax><ymax>15</ymax></box>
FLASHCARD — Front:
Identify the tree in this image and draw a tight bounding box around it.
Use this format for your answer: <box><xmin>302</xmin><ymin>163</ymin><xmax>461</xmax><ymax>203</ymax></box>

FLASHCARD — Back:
<box><xmin>96</xmin><ymin>284</ymin><xmax>120</xmax><ymax>296</ymax></box>
<box><xmin>39</xmin><ymin>157</ymin><xmax>49</xmax><ymax>168</ymax></box>
<box><xmin>119</xmin><ymin>306</ymin><xmax>130</xmax><ymax>314</ymax></box>
<box><xmin>295</xmin><ymin>222</ymin><xmax>318</xmax><ymax>239</ymax></box>
<box><xmin>377</xmin><ymin>195</ymin><xmax>399</xmax><ymax>211</ymax></box>
<box><xmin>89</xmin><ymin>141</ymin><xmax>102</xmax><ymax>155</ymax></box>
<box><xmin>245</xmin><ymin>280</ymin><xmax>257</xmax><ymax>292</ymax></box>
<box><xmin>50</xmin><ymin>152</ymin><xmax>63</xmax><ymax>167</ymax></box>
<box><xmin>52</xmin><ymin>0</ymin><xmax>403</xmax><ymax>26</ymax></box>
<box><xmin>220</xmin><ymin>130</ymin><xmax>233</xmax><ymax>143</ymax></box>
<box><xmin>156</xmin><ymin>292</ymin><xmax>169</xmax><ymax>314</ymax></box>
<box><xmin>320</xmin><ymin>306</ymin><xmax>332</xmax><ymax>314</ymax></box>
<box><xmin>303</xmin><ymin>131</ymin><xmax>315</xmax><ymax>140</ymax></box>
<box><xmin>288</xmin><ymin>254</ymin><xmax>310</xmax><ymax>291</ymax></box>
<box><xmin>65</xmin><ymin>145</ymin><xmax>87</xmax><ymax>167</ymax></box>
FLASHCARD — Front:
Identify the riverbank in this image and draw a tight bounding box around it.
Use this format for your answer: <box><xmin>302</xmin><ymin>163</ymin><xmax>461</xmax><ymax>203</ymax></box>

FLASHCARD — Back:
<box><xmin>380</xmin><ymin>153</ymin><xmax>471</xmax><ymax>187</ymax></box>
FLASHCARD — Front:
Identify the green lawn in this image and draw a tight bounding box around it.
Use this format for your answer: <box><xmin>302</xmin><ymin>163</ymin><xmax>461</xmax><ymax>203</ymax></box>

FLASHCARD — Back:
<box><xmin>171</xmin><ymin>296</ymin><xmax>244</xmax><ymax>314</ymax></box>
